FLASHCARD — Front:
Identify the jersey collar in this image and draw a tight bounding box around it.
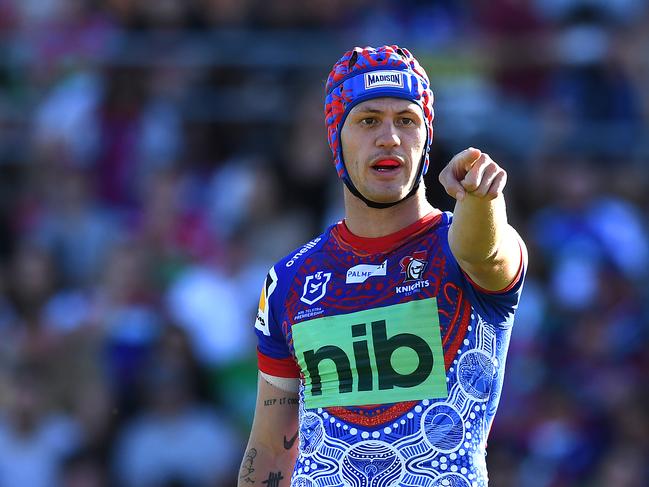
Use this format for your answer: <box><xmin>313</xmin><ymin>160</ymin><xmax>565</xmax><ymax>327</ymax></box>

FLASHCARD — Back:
<box><xmin>336</xmin><ymin>211</ymin><xmax>443</xmax><ymax>254</ymax></box>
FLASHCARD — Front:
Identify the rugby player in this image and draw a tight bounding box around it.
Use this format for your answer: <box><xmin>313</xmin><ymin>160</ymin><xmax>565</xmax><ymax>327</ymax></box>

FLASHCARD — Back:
<box><xmin>238</xmin><ymin>45</ymin><xmax>527</xmax><ymax>487</ymax></box>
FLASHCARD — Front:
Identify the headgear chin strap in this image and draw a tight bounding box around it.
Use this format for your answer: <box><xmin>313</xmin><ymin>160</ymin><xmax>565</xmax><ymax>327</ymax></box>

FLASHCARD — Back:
<box><xmin>324</xmin><ymin>45</ymin><xmax>434</xmax><ymax>209</ymax></box>
<box><xmin>341</xmin><ymin>155</ymin><xmax>425</xmax><ymax>209</ymax></box>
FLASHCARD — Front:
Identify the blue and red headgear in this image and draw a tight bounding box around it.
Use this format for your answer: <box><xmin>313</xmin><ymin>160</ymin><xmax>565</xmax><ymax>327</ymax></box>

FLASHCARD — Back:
<box><xmin>324</xmin><ymin>45</ymin><xmax>435</xmax><ymax>208</ymax></box>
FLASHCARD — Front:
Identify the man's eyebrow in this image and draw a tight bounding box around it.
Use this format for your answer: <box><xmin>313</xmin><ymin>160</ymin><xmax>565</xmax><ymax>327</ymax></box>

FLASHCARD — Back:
<box><xmin>352</xmin><ymin>108</ymin><xmax>382</xmax><ymax>114</ymax></box>
<box><xmin>353</xmin><ymin>107</ymin><xmax>421</xmax><ymax>115</ymax></box>
<box><xmin>397</xmin><ymin>108</ymin><xmax>421</xmax><ymax>116</ymax></box>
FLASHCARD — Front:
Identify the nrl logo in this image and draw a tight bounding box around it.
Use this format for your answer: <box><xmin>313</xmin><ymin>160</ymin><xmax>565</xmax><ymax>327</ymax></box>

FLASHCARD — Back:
<box><xmin>301</xmin><ymin>271</ymin><xmax>332</xmax><ymax>305</ymax></box>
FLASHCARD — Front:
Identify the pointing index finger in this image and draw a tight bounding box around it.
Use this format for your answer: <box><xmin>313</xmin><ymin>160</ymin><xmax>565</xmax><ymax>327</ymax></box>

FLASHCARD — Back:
<box><xmin>440</xmin><ymin>147</ymin><xmax>482</xmax><ymax>201</ymax></box>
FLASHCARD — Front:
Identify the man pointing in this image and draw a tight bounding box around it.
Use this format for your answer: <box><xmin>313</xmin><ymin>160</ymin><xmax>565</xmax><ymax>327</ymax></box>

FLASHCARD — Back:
<box><xmin>239</xmin><ymin>45</ymin><xmax>527</xmax><ymax>487</ymax></box>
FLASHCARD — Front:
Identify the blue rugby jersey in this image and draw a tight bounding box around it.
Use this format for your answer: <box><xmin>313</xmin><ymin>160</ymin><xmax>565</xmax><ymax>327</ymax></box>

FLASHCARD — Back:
<box><xmin>254</xmin><ymin>211</ymin><xmax>526</xmax><ymax>487</ymax></box>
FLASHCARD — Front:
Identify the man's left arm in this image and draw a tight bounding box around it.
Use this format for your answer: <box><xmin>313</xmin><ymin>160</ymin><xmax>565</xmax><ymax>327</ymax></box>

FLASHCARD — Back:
<box><xmin>440</xmin><ymin>148</ymin><xmax>526</xmax><ymax>292</ymax></box>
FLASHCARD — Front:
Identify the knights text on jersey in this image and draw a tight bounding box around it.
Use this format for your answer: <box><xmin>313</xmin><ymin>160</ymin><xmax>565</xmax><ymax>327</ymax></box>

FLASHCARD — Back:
<box><xmin>254</xmin><ymin>212</ymin><xmax>526</xmax><ymax>487</ymax></box>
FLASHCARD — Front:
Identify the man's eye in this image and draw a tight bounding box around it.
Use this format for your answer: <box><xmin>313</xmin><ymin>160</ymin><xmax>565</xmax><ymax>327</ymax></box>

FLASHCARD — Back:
<box><xmin>399</xmin><ymin>118</ymin><xmax>414</xmax><ymax>125</ymax></box>
<box><xmin>360</xmin><ymin>118</ymin><xmax>377</xmax><ymax>126</ymax></box>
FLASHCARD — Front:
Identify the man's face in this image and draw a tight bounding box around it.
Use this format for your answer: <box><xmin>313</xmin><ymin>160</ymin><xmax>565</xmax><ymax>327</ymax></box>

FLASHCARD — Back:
<box><xmin>340</xmin><ymin>97</ymin><xmax>428</xmax><ymax>203</ymax></box>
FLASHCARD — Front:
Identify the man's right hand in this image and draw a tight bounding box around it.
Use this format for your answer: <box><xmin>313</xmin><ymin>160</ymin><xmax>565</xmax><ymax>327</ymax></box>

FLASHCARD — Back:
<box><xmin>438</xmin><ymin>147</ymin><xmax>508</xmax><ymax>202</ymax></box>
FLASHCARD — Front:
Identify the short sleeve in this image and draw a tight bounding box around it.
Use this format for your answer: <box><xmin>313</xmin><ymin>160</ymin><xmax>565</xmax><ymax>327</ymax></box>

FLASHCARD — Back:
<box><xmin>462</xmin><ymin>237</ymin><xmax>527</xmax><ymax>327</ymax></box>
<box><xmin>254</xmin><ymin>266</ymin><xmax>300</xmax><ymax>378</ymax></box>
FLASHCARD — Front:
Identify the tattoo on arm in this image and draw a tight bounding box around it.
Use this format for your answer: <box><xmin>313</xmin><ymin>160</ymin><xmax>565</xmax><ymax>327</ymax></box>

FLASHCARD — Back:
<box><xmin>262</xmin><ymin>471</ymin><xmax>284</xmax><ymax>487</ymax></box>
<box><xmin>263</xmin><ymin>397</ymin><xmax>299</xmax><ymax>407</ymax></box>
<box><xmin>239</xmin><ymin>448</ymin><xmax>257</xmax><ymax>484</ymax></box>
<box><xmin>283</xmin><ymin>431</ymin><xmax>298</xmax><ymax>450</ymax></box>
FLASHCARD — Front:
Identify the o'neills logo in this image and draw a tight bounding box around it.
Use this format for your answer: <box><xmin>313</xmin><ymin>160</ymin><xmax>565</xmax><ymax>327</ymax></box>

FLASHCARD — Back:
<box><xmin>364</xmin><ymin>70</ymin><xmax>404</xmax><ymax>90</ymax></box>
<box><xmin>286</xmin><ymin>238</ymin><xmax>321</xmax><ymax>267</ymax></box>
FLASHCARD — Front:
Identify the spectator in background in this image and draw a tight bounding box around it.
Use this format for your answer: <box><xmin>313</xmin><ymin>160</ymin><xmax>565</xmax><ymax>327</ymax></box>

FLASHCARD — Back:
<box><xmin>113</xmin><ymin>359</ymin><xmax>240</xmax><ymax>487</ymax></box>
<box><xmin>164</xmin><ymin>244</ymin><xmax>254</xmax><ymax>369</ymax></box>
<box><xmin>1</xmin><ymin>243</ymin><xmax>61</xmax><ymax>367</ymax></box>
<box><xmin>95</xmin><ymin>66</ymin><xmax>150</xmax><ymax>207</ymax></box>
<box><xmin>529</xmin><ymin>159</ymin><xmax>649</xmax><ymax>311</ymax></box>
<box><xmin>134</xmin><ymin>169</ymin><xmax>217</xmax><ymax>291</ymax></box>
<box><xmin>32</xmin><ymin>68</ymin><xmax>103</xmax><ymax>169</ymax></box>
<box><xmin>594</xmin><ymin>444</ymin><xmax>648</xmax><ymax>487</ymax></box>
<box><xmin>88</xmin><ymin>240</ymin><xmax>161</xmax><ymax>415</ymax></box>
<box><xmin>475</xmin><ymin>0</ymin><xmax>551</xmax><ymax>102</ymax></box>
<box><xmin>29</xmin><ymin>166</ymin><xmax>119</xmax><ymax>290</ymax></box>
<box><xmin>196</xmin><ymin>0</ymin><xmax>254</xmax><ymax>28</ymax></box>
<box><xmin>60</xmin><ymin>448</ymin><xmax>109</xmax><ymax>487</ymax></box>
<box><xmin>65</xmin><ymin>382</ymin><xmax>118</xmax><ymax>484</ymax></box>
<box><xmin>545</xmin><ymin>5</ymin><xmax>644</xmax><ymax>156</ymax></box>
<box><xmin>0</xmin><ymin>364</ymin><xmax>80</xmax><ymax>487</ymax></box>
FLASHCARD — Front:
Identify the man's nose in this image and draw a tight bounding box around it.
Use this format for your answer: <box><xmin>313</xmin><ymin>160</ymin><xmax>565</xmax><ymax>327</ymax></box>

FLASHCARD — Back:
<box><xmin>376</xmin><ymin>122</ymin><xmax>401</xmax><ymax>148</ymax></box>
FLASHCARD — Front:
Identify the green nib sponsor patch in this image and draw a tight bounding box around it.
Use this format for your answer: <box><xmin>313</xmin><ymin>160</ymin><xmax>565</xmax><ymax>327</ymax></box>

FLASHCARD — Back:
<box><xmin>293</xmin><ymin>298</ymin><xmax>448</xmax><ymax>408</ymax></box>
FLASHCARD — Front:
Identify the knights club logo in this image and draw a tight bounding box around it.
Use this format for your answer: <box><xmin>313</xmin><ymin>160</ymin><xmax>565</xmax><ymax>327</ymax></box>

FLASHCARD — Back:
<box><xmin>301</xmin><ymin>271</ymin><xmax>332</xmax><ymax>305</ymax></box>
<box><xmin>400</xmin><ymin>251</ymin><xmax>428</xmax><ymax>282</ymax></box>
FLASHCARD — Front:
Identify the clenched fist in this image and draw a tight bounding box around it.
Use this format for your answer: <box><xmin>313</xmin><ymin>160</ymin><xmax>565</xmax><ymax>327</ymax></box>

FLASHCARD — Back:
<box><xmin>438</xmin><ymin>148</ymin><xmax>507</xmax><ymax>201</ymax></box>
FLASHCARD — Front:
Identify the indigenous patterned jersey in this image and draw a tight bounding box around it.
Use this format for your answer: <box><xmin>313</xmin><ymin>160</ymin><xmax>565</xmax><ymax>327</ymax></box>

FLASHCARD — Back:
<box><xmin>255</xmin><ymin>212</ymin><xmax>526</xmax><ymax>487</ymax></box>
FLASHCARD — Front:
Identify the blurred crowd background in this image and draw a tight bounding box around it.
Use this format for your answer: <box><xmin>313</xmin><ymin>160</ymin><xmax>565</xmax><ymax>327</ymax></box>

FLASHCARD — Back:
<box><xmin>0</xmin><ymin>0</ymin><xmax>648</xmax><ymax>486</ymax></box>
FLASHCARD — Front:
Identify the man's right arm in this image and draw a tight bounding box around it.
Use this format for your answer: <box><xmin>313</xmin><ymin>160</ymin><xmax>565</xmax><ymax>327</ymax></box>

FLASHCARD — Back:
<box><xmin>238</xmin><ymin>373</ymin><xmax>299</xmax><ymax>487</ymax></box>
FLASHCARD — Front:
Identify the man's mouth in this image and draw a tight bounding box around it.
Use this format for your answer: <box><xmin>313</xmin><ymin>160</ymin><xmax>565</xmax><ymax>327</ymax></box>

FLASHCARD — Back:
<box><xmin>371</xmin><ymin>159</ymin><xmax>401</xmax><ymax>172</ymax></box>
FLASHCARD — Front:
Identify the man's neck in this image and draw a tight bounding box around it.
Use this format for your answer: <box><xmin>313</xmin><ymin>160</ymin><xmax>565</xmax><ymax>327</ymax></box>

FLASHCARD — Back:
<box><xmin>343</xmin><ymin>188</ymin><xmax>438</xmax><ymax>238</ymax></box>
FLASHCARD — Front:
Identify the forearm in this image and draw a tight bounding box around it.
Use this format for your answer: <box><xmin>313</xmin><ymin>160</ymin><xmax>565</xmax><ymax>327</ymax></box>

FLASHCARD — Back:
<box><xmin>238</xmin><ymin>440</ymin><xmax>297</xmax><ymax>486</ymax></box>
<box><xmin>238</xmin><ymin>374</ymin><xmax>300</xmax><ymax>486</ymax></box>
<box><xmin>449</xmin><ymin>192</ymin><xmax>509</xmax><ymax>264</ymax></box>
<box><xmin>448</xmin><ymin>192</ymin><xmax>522</xmax><ymax>291</ymax></box>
